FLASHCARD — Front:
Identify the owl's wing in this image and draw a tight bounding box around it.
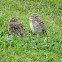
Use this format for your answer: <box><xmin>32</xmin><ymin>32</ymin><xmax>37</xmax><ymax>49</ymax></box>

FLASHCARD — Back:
<box><xmin>9</xmin><ymin>22</ymin><xmax>18</xmax><ymax>34</ymax></box>
<box><xmin>39</xmin><ymin>19</ymin><xmax>47</xmax><ymax>35</ymax></box>
<box><xmin>17</xmin><ymin>22</ymin><xmax>23</xmax><ymax>36</ymax></box>
<box><xmin>8</xmin><ymin>22</ymin><xmax>23</xmax><ymax>36</ymax></box>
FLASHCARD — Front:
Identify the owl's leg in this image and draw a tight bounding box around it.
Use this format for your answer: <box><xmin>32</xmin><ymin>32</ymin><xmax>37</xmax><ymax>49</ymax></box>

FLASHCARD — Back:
<box><xmin>37</xmin><ymin>34</ymin><xmax>39</xmax><ymax>37</ymax></box>
<box><xmin>44</xmin><ymin>37</ymin><xmax>47</xmax><ymax>42</ymax></box>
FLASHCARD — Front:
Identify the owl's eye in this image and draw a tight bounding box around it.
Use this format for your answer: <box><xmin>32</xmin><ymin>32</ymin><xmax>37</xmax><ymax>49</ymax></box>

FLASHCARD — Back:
<box><xmin>12</xmin><ymin>19</ymin><xmax>14</xmax><ymax>21</ymax></box>
<box><xmin>14</xmin><ymin>19</ymin><xmax>16</xmax><ymax>21</ymax></box>
<box><xmin>14</xmin><ymin>19</ymin><xmax>18</xmax><ymax>22</ymax></box>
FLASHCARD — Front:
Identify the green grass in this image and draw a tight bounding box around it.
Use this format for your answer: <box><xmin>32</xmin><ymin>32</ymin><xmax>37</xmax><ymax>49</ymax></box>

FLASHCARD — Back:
<box><xmin>0</xmin><ymin>0</ymin><xmax>62</xmax><ymax>62</ymax></box>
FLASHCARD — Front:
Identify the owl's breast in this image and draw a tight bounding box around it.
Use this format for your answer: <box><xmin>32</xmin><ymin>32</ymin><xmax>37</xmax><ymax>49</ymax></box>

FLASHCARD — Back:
<box><xmin>30</xmin><ymin>22</ymin><xmax>35</xmax><ymax>32</ymax></box>
<box><xmin>30</xmin><ymin>21</ymin><xmax>42</xmax><ymax>33</ymax></box>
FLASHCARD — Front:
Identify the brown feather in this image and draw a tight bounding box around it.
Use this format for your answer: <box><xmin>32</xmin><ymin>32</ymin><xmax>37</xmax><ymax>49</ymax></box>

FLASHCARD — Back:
<box><xmin>8</xmin><ymin>17</ymin><xmax>23</xmax><ymax>36</ymax></box>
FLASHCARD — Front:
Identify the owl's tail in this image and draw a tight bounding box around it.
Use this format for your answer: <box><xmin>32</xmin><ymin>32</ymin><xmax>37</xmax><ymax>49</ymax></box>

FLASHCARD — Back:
<box><xmin>42</xmin><ymin>29</ymin><xmax>48</xmax><ymax>42</ymax></box>
<box><xmin>42</xmin><ymin>29</ymin><xmax>47</xmax><ymax>36</ymax></box>
<box><xmin>45</xmin><ymin>30</ymin><xmax>47</xmax><ymax>35</ymax></box>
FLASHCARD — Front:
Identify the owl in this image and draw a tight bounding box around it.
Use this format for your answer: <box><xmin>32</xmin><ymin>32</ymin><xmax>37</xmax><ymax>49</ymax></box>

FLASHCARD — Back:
<box><xmin>8</xmin><ymin>17</ymin><xmax>23</xmax><ymax>36</ymax></box>
<box><xmin>29</xmin><ymin>13</ymin><xmax>47</xmax><ymax>37</ymax></box>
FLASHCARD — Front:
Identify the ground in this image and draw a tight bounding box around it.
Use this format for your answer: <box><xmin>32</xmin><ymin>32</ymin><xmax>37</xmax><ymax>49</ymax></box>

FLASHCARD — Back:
<box><xmin>0</xmin><ymin>0</ymin><xmax>62</xmax><ymax>62</ymax></box>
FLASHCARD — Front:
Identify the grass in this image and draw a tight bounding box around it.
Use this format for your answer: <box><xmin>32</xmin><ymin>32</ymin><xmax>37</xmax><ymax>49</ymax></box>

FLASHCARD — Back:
<box><xmin>0</xmin><ymin>0</ymin><xmax>62</xmax><ymax>62</ymax></box>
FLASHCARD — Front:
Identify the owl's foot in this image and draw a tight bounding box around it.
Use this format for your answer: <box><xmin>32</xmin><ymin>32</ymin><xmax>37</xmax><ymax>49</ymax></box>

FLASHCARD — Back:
<box><xmin>37</xmin><ymin>34</ymin><xmax>39</xmax><ymax>37</ymax></box>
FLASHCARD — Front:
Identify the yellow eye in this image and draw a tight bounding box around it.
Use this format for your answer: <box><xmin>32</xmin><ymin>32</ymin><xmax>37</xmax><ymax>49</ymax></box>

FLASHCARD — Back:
<box><xmin>12</xmin><ymin>19</ymin><xmax>14</xmax><ymax>21</ymax></box>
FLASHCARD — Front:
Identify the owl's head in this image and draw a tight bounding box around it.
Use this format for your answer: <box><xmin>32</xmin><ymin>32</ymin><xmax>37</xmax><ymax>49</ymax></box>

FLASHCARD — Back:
<box><xmin>9</xmin><ymin>17</ymin><xmax>18</xmax><ymax>22</ymax></box>
<box><xmin>30</xmin><ymin>13</ymin><xmax>40</xmax><ymax>19</ymax></box>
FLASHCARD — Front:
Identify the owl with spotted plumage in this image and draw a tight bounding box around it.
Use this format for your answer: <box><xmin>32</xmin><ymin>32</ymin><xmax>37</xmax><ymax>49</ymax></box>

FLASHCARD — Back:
<box><xmin>8</xmin><ymin>17</ymin><xmax>23</xmax><ymax>36</ymax></box>
<box><xmin>29</xmin><ymin>13</ymin><xmax>47</xmax><ymax>37</ymax></box>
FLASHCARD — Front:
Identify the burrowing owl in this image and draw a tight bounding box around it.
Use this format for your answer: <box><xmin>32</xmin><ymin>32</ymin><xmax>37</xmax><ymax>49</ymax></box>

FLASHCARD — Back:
<box><xmin>29</xmin><ymin>13</ymin><xmax>47</xmax><ymax>37</ymax></box>
<box><xmin>8</xmin><ymin>17</ymin><xmax>23</xmax><ymax>36</ymax></box>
